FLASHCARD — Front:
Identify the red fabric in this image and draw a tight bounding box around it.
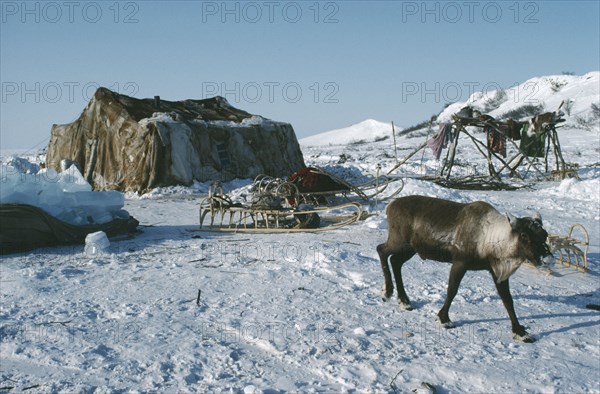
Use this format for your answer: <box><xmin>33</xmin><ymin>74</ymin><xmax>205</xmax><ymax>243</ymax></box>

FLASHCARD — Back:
<box><xmin>287</xmin><ymin>167</ymin><xmax>350</xmax><ymax>206</ymax></box>
<box><xmin>288</xmin><ymin>168</ymin><xmax>349</xmax><ymax>193</ymax></box>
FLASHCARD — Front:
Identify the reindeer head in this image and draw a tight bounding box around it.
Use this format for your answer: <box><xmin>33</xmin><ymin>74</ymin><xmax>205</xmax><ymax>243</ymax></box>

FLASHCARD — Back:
<box><xmin>507</xmin><ymin>212</ymin><xmax>553</xmax><ymax>266</ymax></box>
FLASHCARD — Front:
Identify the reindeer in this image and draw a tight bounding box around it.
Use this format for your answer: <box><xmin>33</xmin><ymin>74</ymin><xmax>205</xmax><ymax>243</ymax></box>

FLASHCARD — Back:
<box><xmin>377</xmin><ymin>195</ymin><xmax>553</xmax><ymax>342</ymax></box>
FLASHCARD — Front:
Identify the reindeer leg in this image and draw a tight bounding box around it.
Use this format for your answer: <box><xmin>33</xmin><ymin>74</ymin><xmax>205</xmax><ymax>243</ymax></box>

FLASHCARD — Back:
<box><xmin>376</xmin><ymin>243</ymin><xmax>394</xmax><ymax>301</ymax></box>
<box><xmin>438</xmin><ymin>261</ymin><xmax>467</xmax><ymax>328</ymax></box>
<box><xmin>493</xmin><ymin>276</ymin><xmax>535</xmax><ymax>343</ymax></box>
<box><xmin>390</xmin><ymin>252</ymin><xmax>415</xmax><ymax>310</ymax></box>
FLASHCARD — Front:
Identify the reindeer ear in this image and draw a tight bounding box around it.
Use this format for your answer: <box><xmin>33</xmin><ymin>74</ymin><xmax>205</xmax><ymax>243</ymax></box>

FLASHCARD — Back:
<box><xmin>533</xmin><ymin>212</ymin><xmax>543</xmax><ymax>224</ymax></box>
<box><xmin>506</xmin><ymin>213</ymin><xmax>518</xmax><ymax>229</ymax></box>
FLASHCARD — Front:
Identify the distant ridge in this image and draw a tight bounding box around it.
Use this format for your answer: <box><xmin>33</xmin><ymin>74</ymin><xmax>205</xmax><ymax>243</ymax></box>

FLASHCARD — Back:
<box><xmin>300</xmin><ymin>119</ymin><xmax>398</xmax><ymax>146</ymax></box>
<box><xmin>437</xmin><ymin>71</ymin><xmax>599</xmax><ymax>126</ymax></box>
<box><xmin>302</xmin><ymin>71</ymin><xmax>599</xmax><ymax>147</ymax></box>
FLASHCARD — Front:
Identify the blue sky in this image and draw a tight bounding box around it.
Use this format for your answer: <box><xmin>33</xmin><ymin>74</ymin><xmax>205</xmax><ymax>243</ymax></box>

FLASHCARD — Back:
<box><xmin>1</xmin><ymin>0</ymin><xmax>599</xmax><ymax>149</ymax></box>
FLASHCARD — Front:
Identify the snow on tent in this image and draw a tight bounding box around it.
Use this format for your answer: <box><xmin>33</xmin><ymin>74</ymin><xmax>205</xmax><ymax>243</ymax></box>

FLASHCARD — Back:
<box><xmin>46</xmin><ymin>88</ymin><xmax>306</xmax><ymax>193</ymax></box>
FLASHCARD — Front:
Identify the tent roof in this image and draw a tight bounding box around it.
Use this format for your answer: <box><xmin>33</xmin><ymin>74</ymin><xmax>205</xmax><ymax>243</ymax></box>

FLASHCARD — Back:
<box><xmin>93</xmin><ymin>87</ymin><xmax>252</xmax><ymax>123</ymax></box>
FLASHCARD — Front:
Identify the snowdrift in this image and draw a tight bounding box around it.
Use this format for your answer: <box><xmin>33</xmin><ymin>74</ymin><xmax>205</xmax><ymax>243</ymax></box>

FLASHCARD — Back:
<box><xmin>0</xmin><ymin>163</ymin><xmax>138</xmax><ymax>253</ymax></box>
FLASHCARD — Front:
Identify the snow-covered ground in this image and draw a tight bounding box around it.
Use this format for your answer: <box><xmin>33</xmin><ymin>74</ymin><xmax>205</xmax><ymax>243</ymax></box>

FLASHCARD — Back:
<box><xmin>1</xmin><ymin>74</ymin><xmax>599</xmax><ymax>392</ymax></box>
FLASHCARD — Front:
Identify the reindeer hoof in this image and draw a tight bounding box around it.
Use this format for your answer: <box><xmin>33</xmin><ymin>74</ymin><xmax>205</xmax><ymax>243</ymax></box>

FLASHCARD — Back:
<box><xmin>438</xmin><ymin>316</ymin><xmax>455</xmax><ymax>329</ymax></box>
<box><xmin>381</xmin><ymin>288</ymin><xmax>393</xmax><ymax>302</ymax></box>
<box><xmin>513</xmin><ymin>325</ymin><xmax>535</xmax><ymax>343</ymax></box>
<box><xmin>513</xmin><ymin>332</ymin><xmax>536</xmax><ymax>343</ymax></box>
<box><xmin>399</xmin><ymin>301</ymin><xmax>413</xmax><ymax>311</ymax></box>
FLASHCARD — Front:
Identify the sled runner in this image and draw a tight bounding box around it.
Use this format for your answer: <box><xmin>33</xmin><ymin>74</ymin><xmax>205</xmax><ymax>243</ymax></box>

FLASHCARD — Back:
<box><xmin>198</xmin><ymin>181</ymin><xmax>365</xmax><ymax>232</ymax></box>
<box><xmin>197</xmin><ymin>167</ymin><xmax>402</xmax><ymax>233</ymax></box>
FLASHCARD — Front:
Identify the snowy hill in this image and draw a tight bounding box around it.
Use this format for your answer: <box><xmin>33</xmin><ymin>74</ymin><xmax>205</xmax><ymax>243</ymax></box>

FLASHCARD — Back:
<box><xmin>300</xmin><ymin>119</ymin><xmax>397</xmax><ymax>146</ymax></box>
<box><xmin>302</xmin><ymin>72</ymin><xmax>599</xmax><ymax>149</ymax></box>
<box><xmin>438</xmin><ymin>71</ymin><xmax>600</xmax><ymax>126</ymax></box>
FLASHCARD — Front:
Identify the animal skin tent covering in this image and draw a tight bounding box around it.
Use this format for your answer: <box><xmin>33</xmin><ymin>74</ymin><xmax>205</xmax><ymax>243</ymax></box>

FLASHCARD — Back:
<box><xmin>47</xmin><ymin>88</ymin><xmax>306</xmax><ymax>193</ymax></box>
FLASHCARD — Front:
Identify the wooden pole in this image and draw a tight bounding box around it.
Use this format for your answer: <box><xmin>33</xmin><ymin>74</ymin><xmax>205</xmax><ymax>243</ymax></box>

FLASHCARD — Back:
<box><xmin>544</xmin><ymin>128</ymin><xmax>552</xmax><ymax>173</ymax></box>
<box><xmin>443</xmin><ymin>124</ymin><xmax>460</xmax><ymax>179</ymax></box>
<box><xmin>460</xmin><ymin>128</ymin><xmax>501</xmax><ymax>180</ymax></box>
<box><xmin>551</xmin><ymin>126</ymin><xmax>567</xmax><ymax>174</ymax></box>
<box><xmin>391</xmin><ymin>121</ymin><xmax>398</xmax><ymax>163</ymax></box>
<box><xmin>484</xmin><ymin>127</ymin><xmax>494</xmax><ymax>177</ymax></box>
<box><xmin>419</xmin><ymin>119</ymin><xmax>435</xmax><ymax>174</ymax></box>
<box><xmin>386</xmin><ymin>141</ymin><xmax>428</xmax><ymax>175</ymax></box>
<box><xmin>486</xmin><ymin>121</ymin><xmax>549</xmax><ymax>180</ymax></box>
<box><xmin>465</xmin><ymin>123</ymin><xmax>520</xmax><ymax>179</ymax></box>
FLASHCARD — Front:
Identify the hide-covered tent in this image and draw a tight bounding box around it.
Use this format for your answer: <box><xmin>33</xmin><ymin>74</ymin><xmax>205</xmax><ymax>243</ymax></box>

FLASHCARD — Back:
<box><xmin>47</xmin><ymin>88</ymin><xmax>306</xmax><ymax>192</ymax></box>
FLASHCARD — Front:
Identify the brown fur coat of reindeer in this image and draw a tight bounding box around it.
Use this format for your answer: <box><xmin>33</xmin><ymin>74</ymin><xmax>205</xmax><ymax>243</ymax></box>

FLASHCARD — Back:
<box><xmin>377</xmin><ymin>195</ymin><xmax>553</xmax><ymax>342</ymax></box>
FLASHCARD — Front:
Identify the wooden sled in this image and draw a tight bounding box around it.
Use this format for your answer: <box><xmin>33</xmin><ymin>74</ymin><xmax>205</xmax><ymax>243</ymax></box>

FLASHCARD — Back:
<box><xmin>547</xmin><ymin>224</ymin><xmax>589</xmax><ymax>272</ymax></box>
<box><xmin>253</xmin><ymin>168</ymin><xmax>404</xmax><ymax>206</ymax></box>
<box><xmin>198</xmin><ymin>184</ymin><xmax>364</xmax><ymax>233</ymax></box>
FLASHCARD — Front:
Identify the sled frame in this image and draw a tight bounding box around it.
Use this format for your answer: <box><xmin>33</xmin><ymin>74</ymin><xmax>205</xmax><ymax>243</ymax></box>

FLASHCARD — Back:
<box><xmin>547</xmin><ymin>224</ymin><xmax>589</xmax><ymax>272</ymax></box>
<box><xmin>198</xmin><ymin>183</ymin><xmax>364</xmax><ymax>233</ymax></box>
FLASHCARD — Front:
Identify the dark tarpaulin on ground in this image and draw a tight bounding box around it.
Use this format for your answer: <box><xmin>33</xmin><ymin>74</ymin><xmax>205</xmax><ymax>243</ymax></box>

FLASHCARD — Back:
<box><xmin>0</xmin><ymin>204</ymin><xmax>139</xmax><ymax>254</ymax></box>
